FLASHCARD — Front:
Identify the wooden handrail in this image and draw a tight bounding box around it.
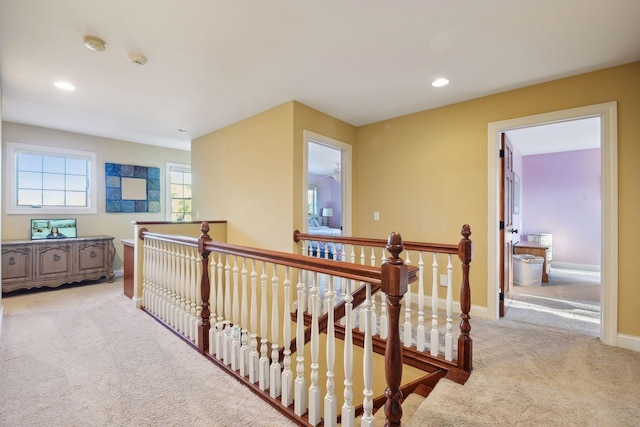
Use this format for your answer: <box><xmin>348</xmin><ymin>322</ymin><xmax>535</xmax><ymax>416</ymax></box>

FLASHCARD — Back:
<box><xmin>294</xmin><ymin>230</ymin><xmax>459</xmax><ymax>255</ymax></box>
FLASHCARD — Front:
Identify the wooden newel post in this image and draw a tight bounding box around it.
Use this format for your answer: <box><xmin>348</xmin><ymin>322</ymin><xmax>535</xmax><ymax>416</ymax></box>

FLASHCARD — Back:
<box><xmin>198</xmin><ymin>222</ymin><xmax>212</xmax><ymax>354</ymax></box>
<box><xmin>381</xmin><ymin>232</ymin><xmax>409</xmax><ymax>427</ymax></box>
<box><xmin>457</xmin><ymin>224</ymin><xmax>473</xmax><ymax>372</ymax></box>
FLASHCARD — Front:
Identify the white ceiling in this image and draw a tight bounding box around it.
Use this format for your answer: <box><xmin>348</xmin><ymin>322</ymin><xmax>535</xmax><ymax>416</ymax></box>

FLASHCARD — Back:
<box><xmin>1</xmin><ymin>1</ymin><xmax>639</xmax><ymax>154</ymax></box>
<box><xmin>507</xmin><ymin>116</ymin><xmax>601</xmax><ymax>156</ymax></box>
<box><xmin>308</xmin><ymin>141</ymin><xmax>341</xmax><ymax>176</ymax></box>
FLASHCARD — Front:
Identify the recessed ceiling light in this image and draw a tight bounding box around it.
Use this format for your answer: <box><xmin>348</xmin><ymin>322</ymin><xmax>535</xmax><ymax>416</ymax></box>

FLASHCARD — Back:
<box><xmin>432</xmin><ymin>78</ymin><xmax>450</xmax><ymax>88</ymax></box>
<box><xmin>53</xmin><ymin>81</ymin><xmax>76</xmax><ymax>91</ymax></box>
<box><xmin>178</xmin><ymin>128</ymin><xmax>188</xmax><ymax>132</ymax></box>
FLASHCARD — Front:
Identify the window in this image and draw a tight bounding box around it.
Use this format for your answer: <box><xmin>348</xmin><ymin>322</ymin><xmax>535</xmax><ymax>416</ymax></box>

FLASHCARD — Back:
<box><xmin>6</xmin><ymin>142</ymin><xmax>97</xmax><ymax>214</ymax></box>
<box><xmin>166</xmin><ymin>162</ymin><xmax>192</xmax><ymax>221</ymax></box>
<box><xmin>307</xmin><ymin>185</ymin><xmax>318</xmax><ymax>216</ymax></box>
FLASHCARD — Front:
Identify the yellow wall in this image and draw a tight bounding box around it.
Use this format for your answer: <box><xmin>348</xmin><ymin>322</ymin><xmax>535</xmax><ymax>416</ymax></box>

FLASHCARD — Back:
<box><xmin>292</xmin><ymin>101</ymin><xmax>357</xmax><ymax>233</ymax></box>
<box><xmin>191</xmin><ymin>101</ymin><xmax>357</xmax><ymax>253</ymax></box>
<box><xmin>1</xmin><ymin>122</ymin><xmax>191</xmax><ymax>271</ymax></box>
<box><xmin>191</xmin><ymin>102</ymin><xmax>295</xmax><ymax>252</ymax></box>
<box><xmin>355</xmin><ymin>61</ymin><xmax>640</xmax><ymax>337</ymax></box>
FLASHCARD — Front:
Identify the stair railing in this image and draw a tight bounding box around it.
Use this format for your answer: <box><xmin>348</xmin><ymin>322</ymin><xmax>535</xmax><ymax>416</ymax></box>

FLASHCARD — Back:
<box><xmin>139</xmin><ymin>222</ymin><xmax>421</xmax><ymax>426</ymax></box>
<box><xmin>294</xmin><ymin>225</ymin><xmax>473</xmax><ymax>374</ymax></box>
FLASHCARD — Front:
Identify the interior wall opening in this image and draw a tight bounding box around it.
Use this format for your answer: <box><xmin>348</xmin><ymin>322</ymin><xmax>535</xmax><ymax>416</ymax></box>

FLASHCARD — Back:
<box><xmin>505</xmin><ymin>118</ymin><xmax>602</xmax><ymax>337</ymax></box>
<box><xmin>487</xmin><ymin>101</ymin><xmax>618</xmax><ymax>347</ymax></box>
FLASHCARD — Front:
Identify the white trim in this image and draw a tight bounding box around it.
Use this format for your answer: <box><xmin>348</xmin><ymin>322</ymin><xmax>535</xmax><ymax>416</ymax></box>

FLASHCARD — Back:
<box><xmin>6</xmin><ymin>142</ymin><xmax>98</xmax><ymax>214</ymax></box>
<box><xmin>165</xmin><ymin>161</ymin><xmax>192</xmax><ymax>221</ymax></box>
<box><xmin>487</xmin><ymin>102</ymin><xmax>618</xmax><ymax>347</ymax></box>
<box><xmin>302</xmin><ymin>130</ymin><xmax>352</xmax><ymax>236</ymax></box>
<box><xmin>551</xmin><ymin>262</ymin><xmax>601</xmax><ymax>272</ymax></box>
<box><xmin>617</xmin><ymin>334</ymin><xmax>640</xmax><ymax>353</ymax></box>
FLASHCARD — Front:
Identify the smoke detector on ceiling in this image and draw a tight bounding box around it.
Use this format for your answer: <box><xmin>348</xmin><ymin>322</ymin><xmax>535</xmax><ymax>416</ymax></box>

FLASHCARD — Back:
<box><xmin>83</xmin><ymin>35</ymin><xmax>106</xmax><ymax>51</ymax></box>
<box><xmin>128</xmin><ymin>52</ymin><xmax>147</xmax><ymax>66</ymax></box>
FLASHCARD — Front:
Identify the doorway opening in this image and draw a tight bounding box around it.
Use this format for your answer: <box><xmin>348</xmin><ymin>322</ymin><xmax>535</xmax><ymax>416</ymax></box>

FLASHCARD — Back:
<box><xmin>303</xmin><ymin>130</ymin><xmax>352</xmax><ymax>236</ymax></box>
<box><xmin>487</xmin><ymin>102</ymin><xmax>618</xmax><ymax>346</ymax></box>
<box><xmin>505</xmin><ymin>119</ymin><xmax>602</xmax><ymax>337</ymax></box>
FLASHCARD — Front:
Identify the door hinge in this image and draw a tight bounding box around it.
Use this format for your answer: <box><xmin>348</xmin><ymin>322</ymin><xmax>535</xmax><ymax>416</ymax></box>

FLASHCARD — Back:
<box><xmin>499</xmin><ymin>149</ymin><xmax>505</xmax><ymax>158</ymax></box>
<box><xmin>499</xmin><ymin>292</ymin><xmax>504</xmax><ymax>301</ymax></box>
<box><xmin>499</xmin><ymin>221</ymin><xmax>504</xmax><ymax>230</ymax></box>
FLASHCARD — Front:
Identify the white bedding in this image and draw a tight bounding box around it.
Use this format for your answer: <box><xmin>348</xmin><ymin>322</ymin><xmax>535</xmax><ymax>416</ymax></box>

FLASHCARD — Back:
<box><xmin>308</xmin><ymin>225</ymin><xmax>341</xmax><ymax>236</ymax></box>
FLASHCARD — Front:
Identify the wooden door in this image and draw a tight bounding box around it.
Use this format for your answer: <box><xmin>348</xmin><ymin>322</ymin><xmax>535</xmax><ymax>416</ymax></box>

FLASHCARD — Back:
<box><xmin>499</xmin><ymin>133</ymin><xmax>517</xmax><ymax>316</ymax></box>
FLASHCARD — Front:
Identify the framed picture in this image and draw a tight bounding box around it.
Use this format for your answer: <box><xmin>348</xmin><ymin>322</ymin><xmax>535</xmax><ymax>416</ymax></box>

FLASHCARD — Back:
<box><xmin>513</xmin><ymin>173</ymin><xmax>521</xmax><ymax>214</ymax></box>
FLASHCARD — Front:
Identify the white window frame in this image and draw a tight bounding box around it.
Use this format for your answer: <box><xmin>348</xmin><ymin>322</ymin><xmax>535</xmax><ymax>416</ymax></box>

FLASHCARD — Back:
<box><xmin>165</xmin><ymin>162</ymin><xmax>192</xmax><ymax>221</ymax></box>
<box><xmin>6</xmin><ymin>142</ymin><xmax>97</xmax><ymax>214</ymax></box>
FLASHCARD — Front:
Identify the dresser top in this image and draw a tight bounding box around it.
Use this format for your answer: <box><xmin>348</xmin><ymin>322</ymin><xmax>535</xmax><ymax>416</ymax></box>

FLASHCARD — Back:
<box><xmin>2</xmin><ymin>235</ymin><xmax>114</xmax><ymax>245</ymax></box>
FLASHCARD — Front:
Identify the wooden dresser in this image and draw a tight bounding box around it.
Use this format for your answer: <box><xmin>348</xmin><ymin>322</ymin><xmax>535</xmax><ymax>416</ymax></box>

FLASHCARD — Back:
<box><xmin>1</xmin><ymin>235</ymin><xmax>115</xmax><ymax>293</ymax></box>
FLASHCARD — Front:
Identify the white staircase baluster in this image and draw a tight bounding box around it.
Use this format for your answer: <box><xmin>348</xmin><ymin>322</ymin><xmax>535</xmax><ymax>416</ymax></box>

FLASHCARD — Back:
<box><xmin>174</xmin><ymin>243</ymin><xmax>181</xmax><ymax>329</ymax></box>
<box><xmin>159</xmin><ymin>241</ymin><xmax>168</xmax><ymax>322</ymax></box>
<box><xmin>431</xmin><ymin>253</ymin><xmax>440</xmax><ymax>356</ymax></box>
<box><xmin>369</xmin><ymin>248</ymin><xmax>377</xmax><ymax>337</ymax></box>
<box><xmin>404</xmin><ymin>250</ymin><xmax>413</xmax><ymax>346</ymax></box>
<box><xmin>184</xmin><ymin>246</ymin><xmax>193</xmax><ymax>341</ymax></box>
<box><xmin>445</xmin><ymin>254</ymin><xmax>454</xmax><ymax>361</ymax></box>
<box><xmin>223</xmin><ymin>255</ymin><xmax>232</xmax><ymax>365</ymax></box>
<box><xmin>379</xmin><ymin>247</ymin><xmax>388</xmax><ymax>339</ymax></box>
<box><xmin>307</xmin><ymin>268</ymin><xmax>313</xmax><ymax>315</ymax></box>
<box><xmin>216</xmin><ymin>253</ymin><xmax>225</xmax><ymax>360</ymax></box>
<box><xmin>249</xmin><ymin>260</ymin><xmax>259</xmax><ymax>383</ymax></box>
<box><xmin>185</xmin><ymin>246</ymin><xmax>193</xmax><ymax>336</ymax></box>
<box><xmin>209</xmin><ymin>252</ymin><xmax>217</xmax><ymax>356</ymax></box>
<box><xmin>358</xmin><ymin>247</ymin><xmax>366</xmax><ymax>332</ymax></box>
<box><xmin>416</xmin><ymin>252</ymin><xmax>426</xmax><ymax>352</ymax></box>
<box><xmin>341</xmin><ymin>277</ymin><xmax>355</xmax><ymax>427</ymax></box>
<box><xmin>308</xmin><ymin>272</ymin><xmax>321</xmax><ymax>426</ymax></box>
<box><xmin>281</xmin><ymin>266</ymin><xmax>293</xmax><ymax>407</ymax></box>
<box><xmin>270</xmin><ymin>265</ymin><xmax>281</xmax><ymax>399</ymax></box>
<box><xmin>193</xmin><ymin>249</ymin><xmax>202</xmax><ymax>346</ymax></box>
<box><xmin>259</xmin><ymin>262</ymin><xmax>270</xmax><ymax>391</ymax></box>
<box><xmin>176</xmin><ymin>246</ymin><xmax>186</xmax><ymax>334</ymax></box>
<box><xmin>325</xmin><ymin>275</ymin><xmax>337</xmax><ymax>426</ymax></box>
<box><xmin>294</xmin><ymin>269</ymin><xmax>307</xmax><ymax>416</ymax></box>
<box><xmin>240</xmin><ymin>258</ymin><xmax>250</xmax><ymax>376</ymax></box>
<box><xmin>189</xmin><ymin>246</ymin><xmax>199</xmax><ymax>342</ymax></box>
<box><xmin>146</xmin><ymin>239</ymin><xmax>155</xmax><ymax>314</ymax></box>
<box><xmin>168</xmin><ymin>243</ymin><xmax>177</xmax><ymax>328</ymax></box>
<box><xmin>361</xmin><ymin>282</ymin><xmax>374</xmax><ymax>427</ymax></box>
<box><xmin>231</xmin><ymin>256</ymin><xmax>240</xmax><ymax>370</ymax></box>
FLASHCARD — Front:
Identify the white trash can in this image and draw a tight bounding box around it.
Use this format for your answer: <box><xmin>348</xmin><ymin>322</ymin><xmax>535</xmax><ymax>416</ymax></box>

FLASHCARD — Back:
<box><xmin>513</xmin><ymin>254</ymin><xmax>544</xmax><ymax>286</ymax></box>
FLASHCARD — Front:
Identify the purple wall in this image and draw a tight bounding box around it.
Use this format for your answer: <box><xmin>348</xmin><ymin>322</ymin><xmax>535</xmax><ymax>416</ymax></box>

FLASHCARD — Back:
<box><xmin>309</xmin><ymin>173</ymin><xmax>342</xmax><ymax>228</ymax></box>
<box><xmin>522</xmin><ymin>148</ymin><xmax>601</xmax><ymax>266</ymax></box>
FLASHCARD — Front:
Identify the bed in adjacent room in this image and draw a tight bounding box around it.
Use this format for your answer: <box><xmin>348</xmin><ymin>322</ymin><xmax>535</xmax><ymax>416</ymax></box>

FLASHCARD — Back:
<box><xmin>307</xmin><ymin>217</ymin><xmax>341</xmax><ymax>258</ymax></box>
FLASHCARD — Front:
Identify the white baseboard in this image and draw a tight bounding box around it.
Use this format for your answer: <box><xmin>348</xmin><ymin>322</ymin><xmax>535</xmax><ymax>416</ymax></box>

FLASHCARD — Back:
<box><xmin>617</xmin><ymin>333</ymin><xmax>640</xmax><ymax>353</ymax></box>
<box><xmin>133</xmin><ymin>296</ymin><xmax>143</xmax><ymax>309</ymax></box>
<box><xmin>113</xmin><ymin>269</ymin><xmax>124</xmax><ymax>278</ymax></box>
<box><xmin>405</xmin><ymin>291</ymin><xmax>490</xmax><ymax>321</ymax></box>
<box><xmin>551</xmin><ymin>262</ymin><xmax>601</xmax><ymax>272</ymax></box>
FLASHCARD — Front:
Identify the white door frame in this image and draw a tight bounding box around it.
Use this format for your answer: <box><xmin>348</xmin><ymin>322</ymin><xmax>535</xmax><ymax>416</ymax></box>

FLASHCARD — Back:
<box><xmin>303</xmin><ymin>130</ymin><xmax>352</xmax><ymax>236</ymax></box>
<box><xmin>487</xmin><ymin>102</ymin><xmax>618</xmax><ymax>346</ymax></box>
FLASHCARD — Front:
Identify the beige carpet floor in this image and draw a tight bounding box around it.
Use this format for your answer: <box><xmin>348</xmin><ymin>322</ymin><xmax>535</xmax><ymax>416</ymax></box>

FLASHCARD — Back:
<box><xmin>407</xmin><ymin>268</ymin><xmax>640</xmax><ymax>427</ymax></box>
<box><xmin>0</xmin><ymin>280</ymin><xmax>297</xmax><ymax>427</ymax></box>
<box><xmin>2</xmin><ymin>271</ymin><xmax>639</xmax><ymax>426</ymax></box>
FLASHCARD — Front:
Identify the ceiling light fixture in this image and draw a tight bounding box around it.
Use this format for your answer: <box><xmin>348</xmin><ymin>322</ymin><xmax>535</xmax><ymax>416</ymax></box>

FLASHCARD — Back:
<box><xmin>53</xmin><ymin>81</ymin><xmax>76</xmax><ymax>91</ymax></box>
<box><xmin>128</xmin><ymin>53</ymin><xmax>147</xmax><ymax>66</ymax></box>
<box><xmin>432</xmin><ymin>78</ymin><xmax>450</xmax><ymax>87</ymax></box>
<box><xmin>178</xmin><ymin>128</ymin><xmax>188</xmax><ymax>132</ymax></box>
<box><xmin>83</xmin><ymin>35</ymin><xmax>107</xmax><ymax>51</ymax></box>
